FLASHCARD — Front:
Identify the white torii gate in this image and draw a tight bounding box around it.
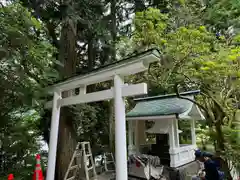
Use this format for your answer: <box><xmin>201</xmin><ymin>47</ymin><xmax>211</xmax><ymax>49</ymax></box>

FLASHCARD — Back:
<box><xmin>44</xmin><ymin>49</ymin><xmax>161</xmax><ymax>180</ymax></box>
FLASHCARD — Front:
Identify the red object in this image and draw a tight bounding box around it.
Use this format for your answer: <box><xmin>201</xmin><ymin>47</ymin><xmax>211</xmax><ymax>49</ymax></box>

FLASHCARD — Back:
<box><xmin>33</xmin><ymin>154</ymin><xmax>44</xmax><ymax>180</ymax></box>
<box><xmin>135</xmin><ymin>160</ymin><xmax>141</xmax><ymax>168</ymax></box>
<box><xmin>8</xmin><ymin>174</ymin><xmax>14</xmax><ymax>180</ymax></box>
<box><xmin>36</xmin><ymin>154</ymin><xmax>41</xmax><ymax>160</ymax></box>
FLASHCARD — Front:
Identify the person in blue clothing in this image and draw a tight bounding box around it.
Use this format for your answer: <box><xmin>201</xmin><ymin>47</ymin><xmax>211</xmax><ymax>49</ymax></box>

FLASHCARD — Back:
<box><xmin>193</xmin><ymin>149</ymin><xmax>224</xmax><ymax>180</ymax></box>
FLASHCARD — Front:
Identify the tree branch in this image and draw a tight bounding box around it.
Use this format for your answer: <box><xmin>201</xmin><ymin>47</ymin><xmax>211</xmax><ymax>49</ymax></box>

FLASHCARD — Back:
<box><xmin>165</xmin><ymin>49</ymin><xmax>193</xmax><ymax>83</ymax></box>
<box><xmin>172</xmin><ymin>71</ymin><xmax>227</xmax><ymax>123</ymax></box>
<box><xmin>174</xmin><ymin>83</ymin><xmax>212</xmax><ymax>120</ymax></box>
<box><xmin>202</xmin><ymin>90</ymin><xmax>227</xmax><ymax>118</ymax></box>
<box><xmin>46</xmin><ymin>22</ymin><xmax>60</xmax><ymax>49</ymax></box>
<box><xmin>0</xmin><ymin>2</ymin><xmax>4</xmax><ymax>7</ymax></box>
<box><xmin>147</xmin><ymin>63</ymin><xmax>161</xmax><ymax>83</ymax></box>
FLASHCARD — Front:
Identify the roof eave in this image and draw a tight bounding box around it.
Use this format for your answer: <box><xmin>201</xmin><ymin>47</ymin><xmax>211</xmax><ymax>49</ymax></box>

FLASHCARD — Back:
<box><xmin>134</xmin><ymin>90</ymin><xmax>200</xmax><ymax>102</ymax></box>
<box><xmin>126</xmin><ymin>103</ymin><xmax>206</xmax><ymax>121</ymax></box>
<box><xmin>127</xmin><ymin>115</ymin><xmax>176</xmax><ymax>120</ymax></box>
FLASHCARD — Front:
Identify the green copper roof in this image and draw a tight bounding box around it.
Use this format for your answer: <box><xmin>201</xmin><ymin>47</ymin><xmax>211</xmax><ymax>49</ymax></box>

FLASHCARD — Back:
<box><xmin>126</xmin><ymin>90</ymin><xmax>200</xmax><ymax>118</ymax></box>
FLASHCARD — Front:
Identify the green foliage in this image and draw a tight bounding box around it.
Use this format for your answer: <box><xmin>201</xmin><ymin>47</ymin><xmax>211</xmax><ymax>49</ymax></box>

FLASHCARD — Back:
<box><xmin>71</xmin><ymin>103</ymin><xmax>110</xmax><ymax>153</ymax></box>
<box><xmin>122</xmin><ymin>6</ymin><xmax>240</xmax><ymax>176</ymax></box>
<box><xmin>204</xmin><ymin>0</ymin><xmax>240</xmax><ymax>29</ymax></box>
<box><xmin>0</xmin><ymin>3</ymin><xmax>58</xmax><ymax>106</ymax></box>
<box><xmin>133</xmin><ymin>8</ymin><xmax>168</xmax><ymax>48</ymax></box>
<box><xmin>0</xmin><ymin>110</ymin><xmax>43</xmax><ymax>179</ymax></box>
<box><xmin>1</xmin><ymin>0</ymin><xmax>240</xmax><ymax>178</ymax></box>
<box><xmin>178</xmin><ymin>120</ymin><xmax>192</xmax><ymax>144</ymax></box>
<box><xmin>131</xmin><ymin>6</ymin><xmax>240</xmax><ymax>106</ymax></box>
<box><xmin>0</xmin><ymin>3</ymin><xmax>56</xmax><ymax>179</ymax></box>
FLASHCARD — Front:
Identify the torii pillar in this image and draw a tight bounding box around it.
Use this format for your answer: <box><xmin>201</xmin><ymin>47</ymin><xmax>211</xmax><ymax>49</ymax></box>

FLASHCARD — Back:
<box><xmin>114</xmin><ymin>75</ymin><xmax>128</xmax><ymax>180</ymax></box>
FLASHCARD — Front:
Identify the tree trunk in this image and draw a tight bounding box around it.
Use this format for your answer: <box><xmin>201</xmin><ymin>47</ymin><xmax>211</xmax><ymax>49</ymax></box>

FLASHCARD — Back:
<box><xmin>87</xmin><ymin>37</ymin><xmax>95</xmax><ymax>72</ymax></box>
<box><xmin>134</xmin><ymin>0</ymin><xmax>146</xmax><ymax>12</ymax></box>
<box><xmin>107</xmin><ymin>0</ymin><xmax>117</xmax><ymax>153</ymax></box>
<box><xmin>55</xmin><ymin>15</ymin><xmax>77</xmax><ymax>180</ymax></box>
<box><xmin>215</xmin><ymin>120</ymin><xmax>225</xmax><ymax>152</ymax></box>
<box><xmin>87</xmin><ymin>36</ymin><xmax>96</xmax><ymax>93</ymax></box>
<box><xmin>108</xmin><ymin>100</ymin><xmax>114</xmax><ymax>152</ymax></box>
<box><xmin>110</xmin><ymin>0</ymin><xmax>117</xmax><ymax>62</ymax></box>
<box><xmin>56</xmin><ymin>108</ymin><xmax>77</xmax><ymax>180</ymax></box>
<box><xmin>215</xmin><ymin>116</ymin><xmax>232</xmax><ymax>179</ymax></box>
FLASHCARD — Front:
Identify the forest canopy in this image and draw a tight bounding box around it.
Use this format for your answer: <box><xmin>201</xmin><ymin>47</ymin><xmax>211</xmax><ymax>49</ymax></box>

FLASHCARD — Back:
<box><xmin>1</xmin><ymin>0</ymin><xmax>240</xmax><ymax>179</ymax></box>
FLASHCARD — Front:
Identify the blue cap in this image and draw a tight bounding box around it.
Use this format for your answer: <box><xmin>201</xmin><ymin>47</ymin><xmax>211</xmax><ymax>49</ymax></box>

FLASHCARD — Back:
<box><xmin>195</xmin><ymin>149</ymin><xmax>203</xmax><ymax>157</ymax></box>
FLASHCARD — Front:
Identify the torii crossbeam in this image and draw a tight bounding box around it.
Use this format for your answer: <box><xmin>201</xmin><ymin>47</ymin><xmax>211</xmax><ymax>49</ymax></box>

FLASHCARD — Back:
<box><xmin>44</xmin><ymin>49</ymin><xmax>161</xmax><ymax>180</ymax></box>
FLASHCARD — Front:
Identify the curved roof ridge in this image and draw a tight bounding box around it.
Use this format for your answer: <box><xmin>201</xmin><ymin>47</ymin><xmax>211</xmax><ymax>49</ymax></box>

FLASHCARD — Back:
<box><xmin>134</xmin><ymin>90</ymin><xmax>200</xmax><ymax>102</ymax></box>
<box><xmin>126</xmin><ymin>91</ymin><xmax>202</xmax><ymax>118</ymax></box>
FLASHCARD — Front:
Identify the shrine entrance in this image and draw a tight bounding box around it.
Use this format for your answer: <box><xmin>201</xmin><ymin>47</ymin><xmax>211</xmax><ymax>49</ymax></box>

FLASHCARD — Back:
<box><xmin>44</xmin><ymin>49</ymin><xmax>161</xmax><ymax>180</ymax></box>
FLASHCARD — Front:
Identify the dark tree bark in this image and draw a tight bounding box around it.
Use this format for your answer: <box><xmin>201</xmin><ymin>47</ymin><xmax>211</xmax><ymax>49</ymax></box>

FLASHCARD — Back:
<box><xmin>55</xmin><ymin>15</ymin><xmax>78</xmax><ymax>180</ymax></box>
<box><xmin>56</xmin><ymin>107</ymin><xmax>77</xmax><ymax>180</ymax></box>
<box><xmin>108</xmin><ymin>0</ymin><xmax>117</xmax><ymax>151</ymax></box>
<box><xmin>134</xmin><ymin>0</ymin><xmax>146</xmax><ymax>12</ymax></box>
<box><xmin>87</xmin><ymin>37</ymin><xmax>95</xmax><ymax>71</ymax></box>
<box><xmin>86</xmin><ymin>36</ymin><xmax>97</xmax><ymax>93</ymax></box>
<box><xmin>110</xmin><ymin>0</ymin><xmax>117</xmax><ymax>62</ymax></box>
<box><xmin>108</xmin><ymin>100</ymin><xmax>114</xmax><ymax>152</ymax></box>
<box><xmin>214</xmin><ymin>113</ymin><xmax>232</xmax><ymax>179</ymax></box>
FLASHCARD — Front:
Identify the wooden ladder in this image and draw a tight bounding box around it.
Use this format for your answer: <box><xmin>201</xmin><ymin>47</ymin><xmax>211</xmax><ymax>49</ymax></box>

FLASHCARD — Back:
<box><xmin>64</xmin><ymin>141</ymin><xmax>97</xmax><ymax>180</ymax></box>
<box><xmin>82</xmin><ymin>141</ymin><xmax>97</xmax><ymax>180</ymax></box>
<box><xmin>64</xmin><ymin>142</ymin><xmax>82</xmax><ymax>180</ymax></box>
<box><xmin>103</xmin><ymin>152</ymin><xmax>115</xmax><ymax>172</ymax></box>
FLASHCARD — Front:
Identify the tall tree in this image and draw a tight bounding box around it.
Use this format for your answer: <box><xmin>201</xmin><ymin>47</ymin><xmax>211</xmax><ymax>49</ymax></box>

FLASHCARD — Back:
<box><xmin>18</xmin><ymin>0</ymin><xmax>124</xmax><ymax>178</ymax></box>
<box><xmin>54</xmin><ymin>0</ymin><xmax>78</xmax><ymax>178</ymax></box>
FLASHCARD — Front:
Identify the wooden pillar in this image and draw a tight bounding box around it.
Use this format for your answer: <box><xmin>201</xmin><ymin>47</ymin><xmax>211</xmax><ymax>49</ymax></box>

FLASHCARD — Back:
<box><xmin>128</xmin><ymin>120</ymin><xmax>135</xmax><ymax>155</ymax></box>
<box><xmin>134</xmin><ymin>120</ymin><xmax>139</xmax><ymax>153</ymax></box>
<box><xmin>169</xmin><ymin>118</ymin><xmax>180</xmax><ymax>148</ymax></box>
<box><xmin>191</xmin><ymin>120</ymin><xmax>196</xmax><ymax>145</ymax></box>
<box><xmin>169</xmin><ymin>119</ymin><xmax>176</xmax><ymax>149</ymax></box>
<box><xmin>134</xmin><ymin>120</ymin><xmax>146</xmax><ymax>153</ymax></box>
<box><xmin>173</xmin><ymin>119</ymin><xmax>180</xmax><ymax>147</ymax></box>
<box><xmin>138</xmin><ymin>121</ymin><xmax>146</xmax><ymax>146</ymax></box>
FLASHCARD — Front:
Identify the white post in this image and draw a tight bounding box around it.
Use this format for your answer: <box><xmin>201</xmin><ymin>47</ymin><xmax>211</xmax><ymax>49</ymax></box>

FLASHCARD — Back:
<box><xmin>173</xmin><ymin>119</ymin><xmax>180</xmax><ymax>147</ymax></box>
<box><xmin>169</xmin><ymin>119</ymin><xmax>176</xmax><ymax>149</ymax></box>
<box><xmin>46</xmin><ymin>91</ymin><xmax>61</xmax><ymax>180</ymax></box>
<box><xmin>114</xmin><ymin>74</ymin><xmax>128</xmax><ymax>180</ymax></box>
<box><xmin>128</xmin><ymin>120</ymin><xmax>134</xmax><ymax>155</ymax></box>
<box><xmin>79</xmin><ymin>85</ymin><xmax>86</xmax><ymax>94</ymax></box>
<box><xmin>169</xmin><ymin>119</ymin><xmax>177</xmax><ymax>167</ymax></box>
<box><xmin>191</xmin><ymin>120</ymin><xmax>196</xmax><ymax>145</ymax></box>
